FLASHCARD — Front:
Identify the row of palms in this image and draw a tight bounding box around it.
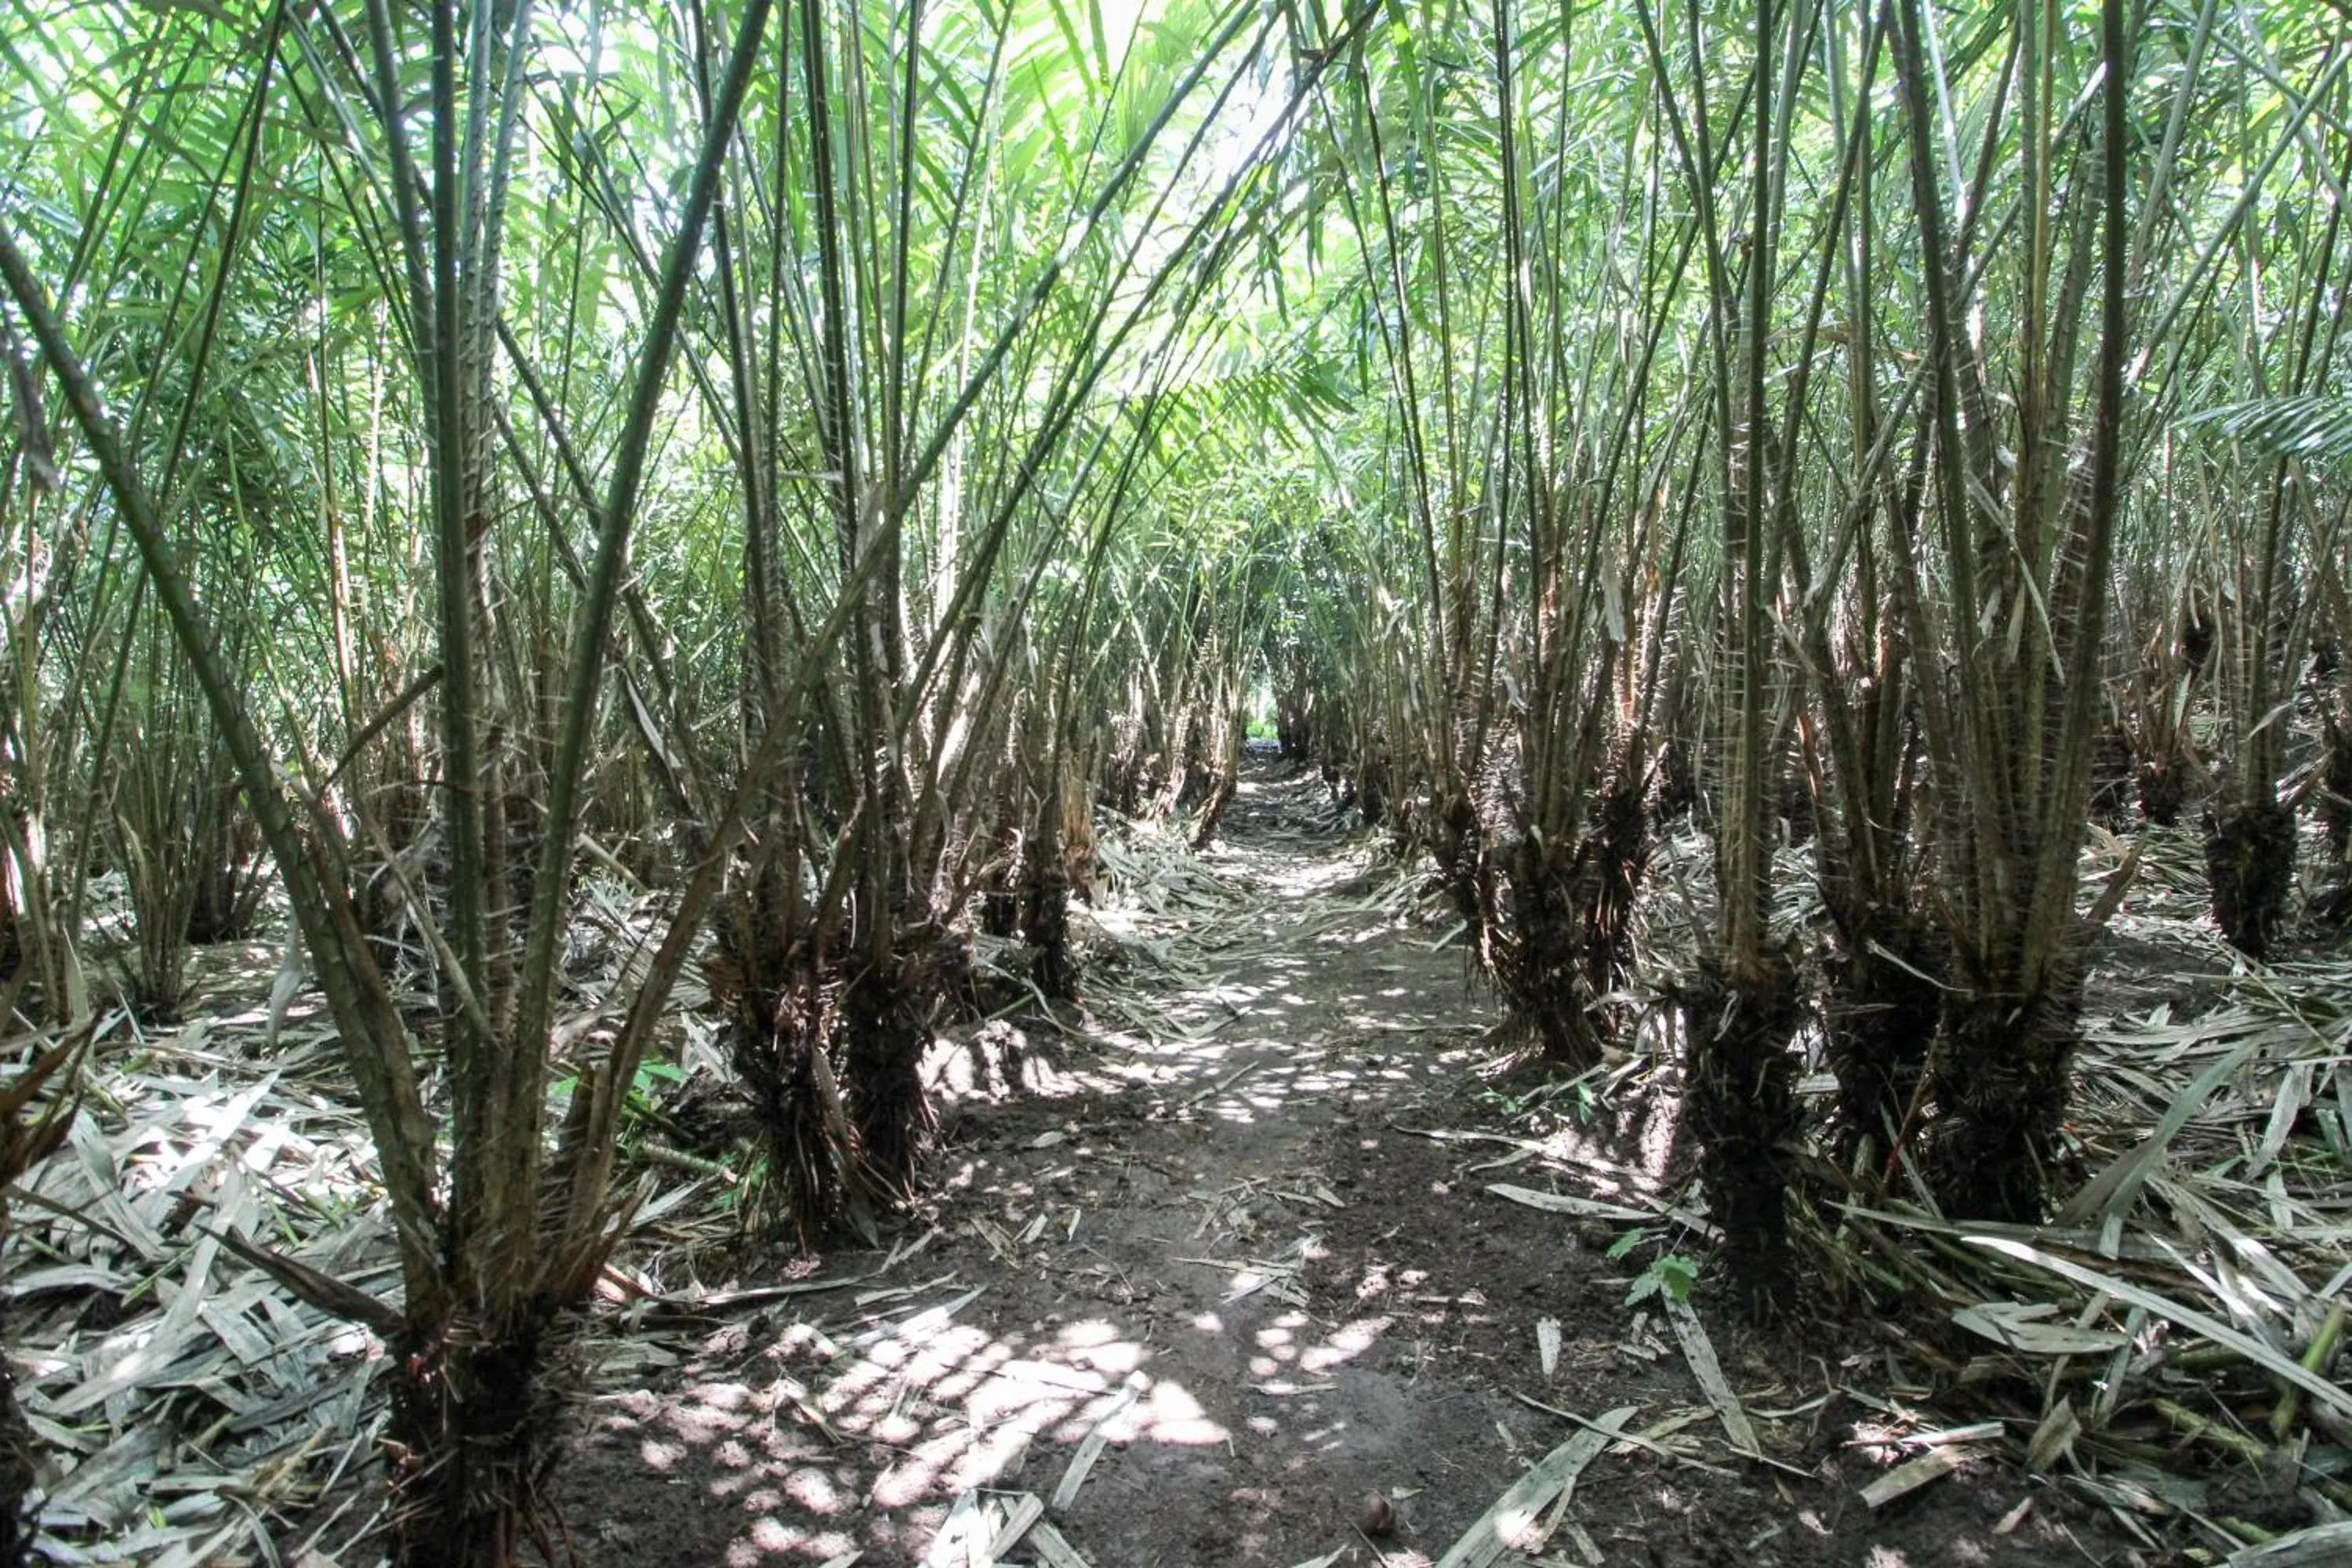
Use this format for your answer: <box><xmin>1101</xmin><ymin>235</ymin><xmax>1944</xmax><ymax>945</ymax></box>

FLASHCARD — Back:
<box><xmin>1</xmin><ymin>0</ymin><xmax>1331</xmax><ymax>1557</ymax></box>
<box><xmin>1280</xmin><ymin>0</ymin><xmax>2347</xmax><ymax>1315</ymax></box>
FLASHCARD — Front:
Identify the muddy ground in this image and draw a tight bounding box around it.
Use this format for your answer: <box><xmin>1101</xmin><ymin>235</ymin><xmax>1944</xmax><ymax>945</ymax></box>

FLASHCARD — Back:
<box><xmin>549</xmin><ymin>762</ymin><xmax>2176</xmax><ymax>1568</ymax></box>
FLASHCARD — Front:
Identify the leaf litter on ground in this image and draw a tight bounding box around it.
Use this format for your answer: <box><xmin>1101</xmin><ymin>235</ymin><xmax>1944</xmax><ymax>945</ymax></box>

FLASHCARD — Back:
<box><xmin>1425</xmin><ymin>820</ymin><xmax>2352</xmax><ymax>1560</ymax></box>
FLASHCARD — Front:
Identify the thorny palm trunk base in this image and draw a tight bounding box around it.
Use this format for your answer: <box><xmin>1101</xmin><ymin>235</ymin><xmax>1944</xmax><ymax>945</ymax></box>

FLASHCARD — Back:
<box><xmin>1681</xmin><ymin>949</ymin><xmax>1800</xmax><ymax>1320</ymax></box>
<box><xmin>2321</xmin><ymin>710</ymin><xmax>2352</xmax><ymax>866</ymax></box>
<box><xmin>386</xmin><ymin>1314</ymin><xmax>557</xmax><ymax>1568</ymax></box>
<box><xmin>1022</xmin><ymin>848</ymin><xmax>1076</xmax><ymax>1000</ymax></box>
<box><xmin>731</xmin><ymin>985</ymin><xmax>840</xmax><ymax>1244</ymax></box>
<box><xmin>2318</xmin><ymin>713</ymin><xmax>2352</xmax><ymax>926</ymax></box>
<box><xmin>844</xmin><ymin>949</ymin><xmax>941</xmax><ymax>1197</ymax></box>
<box><xmin>1926</xmin><ymin>950</ymin><xmax>2086</xmax><ymax>1222</ymax></box>
<box><xmin>1503</xmin><ymin>783</ymin><xmax>1646</xmax><ymax>1067</ymax></box>
<box><xmin>1504</xmin><ymin>834</ymin><xmax>1602</xmax><ymax>1066</ymax></box>
<box><xmin>2205</xmin><ymin>800</ymin><xmax>2296</xmax><ymax>960</ymax></box>
<box><xmin>1824</xmin><ymin>913</ymin><xmax>1941</xmax><ymax>1170</ymax></box>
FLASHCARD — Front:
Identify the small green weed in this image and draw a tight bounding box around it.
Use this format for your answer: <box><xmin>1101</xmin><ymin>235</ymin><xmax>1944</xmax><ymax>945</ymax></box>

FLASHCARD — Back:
<box><xmin>1609</xmin><ymin>1227</ymin><xmax>1699</xmax><ymax>1306</ymax></box>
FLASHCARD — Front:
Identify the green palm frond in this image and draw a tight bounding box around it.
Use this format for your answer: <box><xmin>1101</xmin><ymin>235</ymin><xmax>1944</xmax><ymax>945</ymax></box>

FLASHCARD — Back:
<box><xmin>2180</xmin><ymin>393</ymin><xmax>2352</xmax><ymax>459</ymax></box>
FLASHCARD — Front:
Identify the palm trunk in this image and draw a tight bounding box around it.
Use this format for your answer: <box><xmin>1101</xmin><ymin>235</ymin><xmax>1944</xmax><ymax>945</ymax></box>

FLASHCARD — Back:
<box><xmin>384</xmin><ymin>1314</ymin><xmax>558</xmax><ymax>1568</ymax></box>
<box><xmin>1680</xmin><ymin>948</ymin><xmax>1801</xmax><ymax>1316</ymax></box>
<box><xmin>1928</xmin><ymin>944</ymin><xmax>2088</xmax><ymax>1221</ymax></box>
<box><xmin>1890</xmin><ymin>0</ymin><xmax>2132</xmax><ymax>1219</ymax></box>
<box><xmin>2205</xmin><ymin>801</ymin><xmax>2297</xmax><ymax>958</ymax></box>
<box><xmin>1644</xmin><ymin>0</ymin><xmax>1803</xmax><ymax>1316</ymax></box>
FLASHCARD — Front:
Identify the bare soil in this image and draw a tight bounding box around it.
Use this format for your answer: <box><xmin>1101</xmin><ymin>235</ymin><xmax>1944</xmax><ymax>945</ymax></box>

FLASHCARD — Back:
<box><xmin>554</xmin><ymin>761</ymin><xmax>2164</xmax><ymax>1567</ymax></box>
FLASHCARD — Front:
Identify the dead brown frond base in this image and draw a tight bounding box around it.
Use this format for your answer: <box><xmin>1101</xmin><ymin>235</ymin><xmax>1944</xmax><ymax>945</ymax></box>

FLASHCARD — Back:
<box><xmin>2087</xmin><ymin>724</ymin><xmax>2134</xmax><ymax>828</ymax></box>
<box><xmin>2136</xmin><ymin>752</ymin><xmax>2197</xmax><ymax>828</ymax></box>
<box><xmin>725</xmin><ymin>983</ymin><xmax>845</xmax><ymax>1247</ymax></box>
<box><xmin>1500</xmin><ymin>835</ymin><xmax>1605</xmax><ymax>1069</ymax></box>
<box><xmin>1499</xmin><ymin>783</ymin><xmax>1648</xmax><ymax>1069</ymax></box>
<box><xmin>1352</xmin><ymin>741</ymin><xmax>1388</xmax><ymax>826</ymax></box>
<box><xmin>1577</xmin><ymin>780</ymin><xmax>1649</xmax><ymax>996</ymax></box>
<box><xmin>1430</xmin><ymin>786</ymin><xmax>1497</xmax><ymax>950</ymax></box>
<box><xmin>844</xmin><ymin>942</ymin><xmax>946</xmax><ymax>1201</ymax></box>
<box><xmin>2318</xmin><ymin>707</ymin><xmax>2352</xmax><ymax>865</ymax></box>
<box><xmin>1651</xmin><ymin>735</ymin><xmax>1703</xmax><ymax>826</ymax></box>
<box><xmin>1022</xmin><ymin>855</ymin><xmax>1076</xmax><ymax>1000</ymax></box>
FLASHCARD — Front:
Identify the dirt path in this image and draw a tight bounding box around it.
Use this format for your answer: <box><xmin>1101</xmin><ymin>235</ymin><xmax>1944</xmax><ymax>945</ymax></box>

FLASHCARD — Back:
<box><xmin>560</xmin><ymin>760</ymin><xmax>2146</xmax><ymax>1568</ymax></box>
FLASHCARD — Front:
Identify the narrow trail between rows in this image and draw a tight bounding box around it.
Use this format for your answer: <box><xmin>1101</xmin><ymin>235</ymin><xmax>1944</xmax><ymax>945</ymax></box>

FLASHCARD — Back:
<box><xmin>562</xmin><ymin>759</ymin><xmax>2143</xmax><ymax>1568</ymax></box>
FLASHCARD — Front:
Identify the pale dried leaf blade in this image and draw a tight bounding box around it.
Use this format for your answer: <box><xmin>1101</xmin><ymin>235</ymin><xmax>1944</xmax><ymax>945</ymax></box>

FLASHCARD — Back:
<box><xmin>1969</xmin><ymin>1236</ymin><xmax>2352</xmax><ymax>1422</ymax></box>
<box><xmin>1950</xmin><ymin>1301</ymin><xmax>2128</xmax><ymax>1355</ymax></box>
<box><xmin>1662</xmin><ymin>1296</ymin><xmax>1758</xmax><ymax>1453</ymax></box>
<box><xmin>1027</xmin><ymin>1519</ymin><xmax>1094</xmax><ymax>1568</ymax></box>
<box><xmin>1861</xmin><ymin>1445</ymin><xmax>1973</xmax><ymax>1508</ymax></box>
<box><xmin>2056</xmin><ymin>1035</ymin><xmax>2258</xmax><ymax>1227</ymax></box>
<box><xmin>980</xmin><ymin>1493</ymin><xmax>1045</xmax><ymax>1563</ymax></box>
<box><xmin>55</xmin><ymin>1226</ymin><xmax>222</xmax><ymax>1416</ymax></box>
<box><xmin>2227</xmin><ymin>1521</ymin><xmax>2352</xmax><ymax>1565</ymax></box>
<box><xmin>2027</xmin><ymin>1399</ymin><xmax>2080</xmax><ymax>1472</ymax></box>
<box><xmin>1486</xmin><ymin>1182</ymin><xmax>1650</xmax><ymax>1223</ymax></box>
<box><xmin>1433</xmin><ymin>1403</ymin><xmax>1637</xmax><ymax>1568</ymax></box>
<box><xmin>920</xmin><ymin>1490</ymin><xmax>982</xmax><ymax>1567</ymax></box>
<box><xmin>1052</xmin><ymin>1372</ymin><xmax>1145</xmax><ymax>1511</ymax></box>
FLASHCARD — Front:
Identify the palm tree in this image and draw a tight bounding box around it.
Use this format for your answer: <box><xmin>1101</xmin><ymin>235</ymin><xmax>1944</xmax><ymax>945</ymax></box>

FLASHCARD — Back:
<box><xmin>2</xmin><ymin>0</ymin><xmax>773</xmax><ymax>1552</ymax></box>
<box><xmin>1886</xmin><ymin>0</ymin><xmax>2134</xmax><ymax>1220</ymax></box>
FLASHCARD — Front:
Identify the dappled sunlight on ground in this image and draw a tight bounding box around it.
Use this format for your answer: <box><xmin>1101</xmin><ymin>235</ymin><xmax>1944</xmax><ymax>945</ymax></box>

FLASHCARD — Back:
<box><xmin>926</xmin><ymin>942</ymin><xmax>1494</xmax><ymax>1135</ymax></box>
<box><xmin>586</xmin><ymin>1308</ymin><xmax>1232</xmax><ymax>1563</ymax></box>
<box><xmin>568</xmin><ymin>766</ymin><xmax>1556</xmax><ymax>1563</ymax></box>
<box><xmin>557</xmin><ymin>760</ymin><xmax>2147</xmax><ymax>1566</ymax></box>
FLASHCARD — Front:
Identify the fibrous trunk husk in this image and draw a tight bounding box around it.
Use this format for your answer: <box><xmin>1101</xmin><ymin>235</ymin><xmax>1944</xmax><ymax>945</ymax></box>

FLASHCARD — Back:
<box><xmin>1021</xmin><ymin>848</ymin><xmax>1074</xmax><ymax>1000</ymax></box>
<box><xmin>185</xmin><ymin>787</ymin><xmax>268</xmax><ymax>944</ymax></box>
<box><xmin>1354</xmin><ymin>738</ymin><xmax>1388</xmax><ymax>826</ymax></box>
<box><xmin>1926</xmin><ymin>948</ymin><xmax>2085</xmax><ymax>1222</ymax></box>
<box><xmin>844</xmin><ymin>944</ymin><xmax>941</xmax><ymax>1199</ymax></box>
<box><xmin>1502</xmin><ymin>833</ymin><xmax>1602</xmax><ymax>1067</ymax></box>
<box><xmin>1680</xmin><ymin>947</ymin><xmax>1800</xmax><ymax>1320</ymax></box>
<box><xmin>978</xmin><ymin>822</ymin><xmax>1022</xmax><ymax>939</ymax></box>
<box><xmin>1653</xmin><ymin>736</ymin><xmax>1700</xmax><ymax>824</ymax></box>
<box><xmin>385</xmin><ymin>1311</ymin><xmax>561</xmax><ymax>1568</ymax></box>
<box><xmin>1189</xmin><ymin>735</ymin><xmax>1240</xmax><ymax>846</ymax></box>
<box><xmin>2205</xmin><ymin>799</ymin><xmax>2296</xmax><ymax>960</ymax></box>
<box><xmin>2085</xmin><ymin>724</ymin><xmax>2133</xmax><ymax>829</ymax></box>
<box><xmin>1434</xmin><ymin>786</ymin><xmax>1495</xmax><ymax>943</ymax></box>
<box><xmin>712</xmin><ymin>840</ymin><xmax>855</xmax><ymax>1242</ymax></box>
<box><xmin>1502</xmin><ymin>781</ymin><xmax>1649</xmax><ymax>1065</ymax></box>
<box><xmin>2136</xmin><ymin>750</ymin><xmax>2194</xmax><ymax>827</ymax></box>
<box><xmin>728</xmin><ymin>979</ymin><xmax>840</xmax><ymax>1243</ymax></box>
<box><xmin>1576</xmin><ymin>782</ymin><xmax>1647</xmax><ymax>1000</ymax></box>
<box><xmin>2317</xmin><ymin>713</ymin><xmax>2352</xmax><ymax>927</ymax></box>
<box><xmin>1823</xmin><ymin>910</ymin><xmax>1942</xmax><ymax>1171</ymax></box>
